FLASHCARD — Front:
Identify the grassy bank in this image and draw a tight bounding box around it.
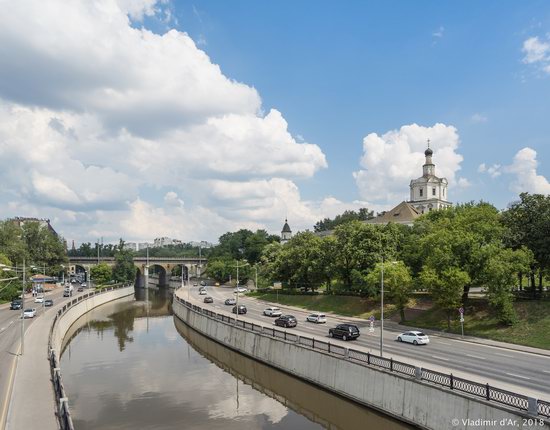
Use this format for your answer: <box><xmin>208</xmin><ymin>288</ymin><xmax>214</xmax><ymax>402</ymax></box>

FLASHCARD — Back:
<box><xmin>248</xmin><ymin>292</ymin><xmax>398</xmax><ymax>320</ymax></box>
<box><xmin>408</xmin><ymin>299</ymin><xmax>550</xmax><ymax>350</ymax></box>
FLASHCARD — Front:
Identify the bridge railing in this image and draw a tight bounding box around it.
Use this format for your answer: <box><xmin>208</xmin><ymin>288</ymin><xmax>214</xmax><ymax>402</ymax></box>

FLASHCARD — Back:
<box><xmin>47</xmin><ymin>283</ymin><xmax>133</xmax><ymax>430</ymax></box>
<box><xmin>174</xmin><ymin>295</ymin><xmax>549</xmax><ymax>420</ymax></box>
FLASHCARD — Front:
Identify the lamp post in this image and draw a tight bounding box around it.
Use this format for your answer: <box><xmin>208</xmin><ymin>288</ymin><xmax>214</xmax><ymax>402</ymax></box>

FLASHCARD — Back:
<box><xmin>380</xmin><ymin>257</ymin><xmax>384</xmax><ymax>357</ymax></box>
<box><xmin>233</xmin><ymin>260</ymin><xmax>249</xmax><ymax>321</ymax></box>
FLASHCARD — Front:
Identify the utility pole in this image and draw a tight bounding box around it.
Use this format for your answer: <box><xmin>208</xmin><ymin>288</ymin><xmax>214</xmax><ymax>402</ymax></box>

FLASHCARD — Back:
<box><xmin>21</xmin><ymin>258</ymin><xmax>25</xmax><ymax>355</ymax></box>
<box><xmin>380</xmin><ymin>257</ymin><xmax>384</xmax><ymax>357</ymax></box>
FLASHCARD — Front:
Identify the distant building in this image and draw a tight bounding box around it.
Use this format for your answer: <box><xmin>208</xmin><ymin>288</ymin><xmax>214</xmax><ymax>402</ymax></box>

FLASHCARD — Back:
<box><xmin>408</xmin><ymin>142</ymin><xmax>452</xmax><ymax>214</ymax></box>
<box><xmin>10</xmin><ymin>217</ymin><xmax>58</xmax><ymax>237</ymax></box>
<box><xmin>281</xmin><ymin>219</ymin><xmax>292</xmax><ymax>244</ymax></box>
<box><xmin>364</xmin><ymin>201</ymin><xmax>421</xmax><ymax>227</ymax></box>
<box><xmin>138</xmin><ymin>242</ymin><xmax>153</xmax><ymax>250</ymax></box>
<box><xmin>189</xmin><ymin>240</ymin><xmax>214</xmax><ymax>249</ymax></box>
<box><xmin>123</xmin><ymin>242</ymin><xmax>138</xmax><ymax>252</ymax></box>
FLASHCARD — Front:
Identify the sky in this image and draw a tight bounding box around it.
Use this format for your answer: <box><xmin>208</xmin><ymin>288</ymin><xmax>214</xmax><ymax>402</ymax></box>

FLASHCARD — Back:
<box><xmin>0</xmin><ymin>0</ymin><xmax>549</xmax><ymax>245</ymax></box>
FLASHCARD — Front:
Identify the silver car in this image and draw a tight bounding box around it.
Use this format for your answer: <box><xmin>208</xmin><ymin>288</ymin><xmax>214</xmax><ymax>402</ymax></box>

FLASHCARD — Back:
<box><xmin>306</xmin><ymin>313</ymin><xmax>326</xmax><ymax>324</ymax></box>
<box><xmin>397</xmin><ymin>331</ymin><xmax>430</xmax><ymax>345</ymax></box>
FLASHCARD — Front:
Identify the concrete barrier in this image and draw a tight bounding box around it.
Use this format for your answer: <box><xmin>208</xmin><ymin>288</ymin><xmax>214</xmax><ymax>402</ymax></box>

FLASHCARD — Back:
<box><xmin>173</xmin><ymin>297</ymin><xmax>550</xmax><ymax>430</ymax></box>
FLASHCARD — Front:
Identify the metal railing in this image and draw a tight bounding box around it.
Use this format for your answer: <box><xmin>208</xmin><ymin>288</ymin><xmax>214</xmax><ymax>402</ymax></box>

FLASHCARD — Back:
<box><xmin>174</xmin><ymin>295</ymin><xmax>550</xmax><ymax>419</ymax></box>
<box><xmin>47</xmin><ymin>283</ymin><xmax>132</xmax><ymax>430</ymax></box>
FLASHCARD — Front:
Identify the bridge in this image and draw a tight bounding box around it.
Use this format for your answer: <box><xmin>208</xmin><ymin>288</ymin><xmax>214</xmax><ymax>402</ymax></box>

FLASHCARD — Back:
<box><xmin>68</xmin><ymin>256</ymin><xmax>207</xmax><ymax>287</ymax></box>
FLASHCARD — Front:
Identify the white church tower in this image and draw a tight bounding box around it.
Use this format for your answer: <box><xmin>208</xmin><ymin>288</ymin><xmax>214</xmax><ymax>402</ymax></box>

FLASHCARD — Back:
<box><xmin>409</xmin><ymin>141</ymin><xmax>452</xmax><ymax>214</ymax></box>
<box><xmin>281</xmin><ymin>219</ymin><xmax>292</xmax><ymax>244</ymax></box>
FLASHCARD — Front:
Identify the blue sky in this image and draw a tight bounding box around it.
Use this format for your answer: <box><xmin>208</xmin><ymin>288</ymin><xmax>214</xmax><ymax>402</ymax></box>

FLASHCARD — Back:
<box><xmin>163</xmin><ymin>0</ymin><xmax>550</xmax><ymax>206</ymax></box>
<box><xmin>0</xmin><ymin>1</ymin><xmax>549</xmax><ymax>243</ymax></box>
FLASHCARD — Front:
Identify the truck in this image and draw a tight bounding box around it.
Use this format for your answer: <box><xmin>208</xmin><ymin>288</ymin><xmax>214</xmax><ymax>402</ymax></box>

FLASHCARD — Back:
<box><xmin>63</xmin><ymin>285</ymin><xmax>73</xmax><ymax>297</ymax></box>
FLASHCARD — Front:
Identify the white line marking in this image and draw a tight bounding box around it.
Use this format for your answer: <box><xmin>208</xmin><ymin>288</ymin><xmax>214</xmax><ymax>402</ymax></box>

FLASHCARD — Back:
<box><xmin>505</xmin><ymin>373</ymin><xmax>531</xmax><ymax>380</ymax></box>
<box><xmin>542</xmin><ymin>370</ymin><xmax>550</xmax><ymax>374</ymax></box>
<box><xmin>494</xmin><ymin>352</ymin><xmax>514</xmax><ymax>358</ymax></box>
<box><xmin>466</xmin><ymin>354</ymin><xmax>486</xmax><ymax>360</ymax></box>
<box><xmin>431</xmin><ymin>355</ymin><xmax>449</xmax><ymax>361</ymax></box>
<box><xmin>437</xmin><ymin>341</ymin><xmax>452</xmax><ymax>345</ymax></box>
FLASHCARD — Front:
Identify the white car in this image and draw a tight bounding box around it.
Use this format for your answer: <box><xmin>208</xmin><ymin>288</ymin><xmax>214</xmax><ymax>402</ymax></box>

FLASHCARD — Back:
<box><xmin>34</xmin><ymin>296</ymin><xmax>45</xmax><ymax>303</ymax></box>
<box><xmin>23</xmin><ymin>308</ymin><xmax>37</xmax><ymax>318</ymax></box>
<box><xmin>263</xmin><ymin>307</ymin><xmax>282</xmax><ymax>317</ymax></box>
<box><xmin>199</xmin><ymin>289</ymin><xmax>207</xmax><ymax>295</ymax></box>
<box><xmin>306</xmin><ymin>313</ymin><xmax>327</xmax><ymax>324</ymax></box>
<box><xmin>81</xmin><ymin>283</ymin><xmax>87</xmax><ymax>287</ymax></box>
<box><xmin>234</xmin><ymin>287</ymin><xmax>248</xmax><ymax>294</ymax></box>
<box><xmin>397</xmin><ymin>331</ymin><xmax>430</xmax><ymax>345</ymax></box>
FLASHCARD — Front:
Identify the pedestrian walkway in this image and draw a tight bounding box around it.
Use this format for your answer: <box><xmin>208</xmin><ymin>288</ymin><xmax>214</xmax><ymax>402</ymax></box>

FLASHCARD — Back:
<box><xmin>5</xmin><ymin>305</ymin><xmax>58</xmax><ymax>430</ymax></box>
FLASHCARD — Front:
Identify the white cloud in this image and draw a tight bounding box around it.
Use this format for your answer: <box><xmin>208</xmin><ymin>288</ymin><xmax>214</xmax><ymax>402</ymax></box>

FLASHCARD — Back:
<box><xmin>478</xmin><ymin>163</ymin><xmax>501</xmax><ymax>178</ymax></box>
<box><xmin>0</xmin><ymin>0</ymin><xmax>343</xmax><ymax>243</ymax></box>
<box><xmin>507</xmin><ymin>147</ymin><xmax>550</xmax><ymax>194</ymax></box>
<box><xmin>353</xmin><ymin>123</ymin><xmax>465</xmax><ymax>205</ymax></box>
<box><xmin>522</xmin><ymin>36</ymin><xmax>550</xmax><ymax>74</ymax></box>
<box><xmin>471</xmin><ymin>113</ymin><xmax>488</xmax><ymax>123</ymax></box>
<box><xmin>432</xmin><ymin>26</ymin><xmax>445</xmax><ymax>38</ymax></box>
<box><xmin>457</xmin><ymin>177</ymin><xmax>471</xmax><ymax>188</ymax></box>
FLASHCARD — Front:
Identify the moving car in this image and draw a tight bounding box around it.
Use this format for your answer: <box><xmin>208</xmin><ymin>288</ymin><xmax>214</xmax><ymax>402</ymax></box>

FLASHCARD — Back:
<box><xmin>234</xmin><ymin>287</ymin><xmax>247</xmax><ymax>294</ymax></box>
<box><xmin>10</xmin><ymin>300</ymin><xmax>22</xmax><ymax>310</ymax></box>
<box><xmin>274</xmin><ymin>315</ymin><xmax>297</xmax><ymax>328</ymax></box>
<box><xmin>397</xmin><ymin>331</ymin><xmax>430</xmax><ymax>345</ymax></box>
<box><xmin>45</xmin><ymin>299</ymin><xmax>54</xmax><ymax>307</ymax></box>
<box><xmin>193</xmin><ymin>283</ymin><xmax>198</xmax><ymax>286</ymax></box>
<box><xmin>81</xmin><ymin>282</ymin><xmax>87</xmax><ymax>287</ymax></box>
<box><xmin>232</xmin><ymin>305</ymin><xmax>247</xmax><ymax>315</ymax></box>
<box><xmin>263</xmin><ymin>307</ymin><xmax>282</xmax><ymax>317</ymax></box>
<box><xmin>34</xmin><ymin>295</ymin><xmax>44</xmax><ymax>303</ymax></box>
<box><xmin>199</xmin><ymin>289</ymin><xmax>207</xmax><ymax>295</ymax></box>
<box><xmin>328</xmin><ymin>324</ymin><xmax>360</xmax><ymax>341</ymax></box>
<box><xmin>306</xmin><ymin>313</ymin><xmax>327</xmax><ymax>324</ymax></box>
<box><xmin>224</xmin><ymin>298</ymin><xmax>236</xmax><ymax>306</ymax></box>
<box><xmin>77</xmin><ymin>287</ymin><xmax>84</xmax><ymax>292</ymax></box>
<box><xmin>23</xmin><ymin>308</ymin><xmax>37</xmax><ymax>318</ymax></box>
<box><xmin>200</xmin><ymin>281</ymin><xmax>206</xmax><ymax>286</ymax></box>
<box><xmin>203</xmin><ymin>296</ymin><xmax>213</xmax><ymax>304</ymax></box>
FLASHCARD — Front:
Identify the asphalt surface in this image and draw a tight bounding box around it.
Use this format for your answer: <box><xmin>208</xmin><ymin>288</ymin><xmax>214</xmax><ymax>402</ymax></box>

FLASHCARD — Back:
<box><xmin>184</xmin><ymin>284</ymin><xmax>550</xmax><ymax>400</ymax></box>
<box><xmin>0</xmin><ymin>285</ymin><xmax>89</xmax><ymax>428</ymax></box>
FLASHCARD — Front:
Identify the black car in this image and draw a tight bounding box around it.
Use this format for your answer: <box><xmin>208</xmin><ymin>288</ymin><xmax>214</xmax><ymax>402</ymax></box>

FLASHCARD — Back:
<box><xmin>328</xmin><ymin>324</ymin><xmax>360</xmax><ymax>341</ymax></box>
<box><xmin>203</xmin><ymin>296</ymin><xmax>213</xmax><ymax>304</ymax></box>
<box><xmin>274</xmin><ymin>315</ymin><xmax>297</xmax><ymax>328</ymax></box>
<box><xmin>77</xmin><ymin>287</ymin><xmax>84</xmax><ymax>292</ymax></box>
<box><xmin>232</xmin><ymin>305</ymin><xmax>247</xmax><ymax>315</ymax></box>
<box><xmin>10</xmin><ymin>300</ymin><xmax>22</xmax><ymax>310</ymax></box>
<box><xmin>44</xmin><ymin>299</ymin><xmax>54</xmax><ymax>307</ymax></box>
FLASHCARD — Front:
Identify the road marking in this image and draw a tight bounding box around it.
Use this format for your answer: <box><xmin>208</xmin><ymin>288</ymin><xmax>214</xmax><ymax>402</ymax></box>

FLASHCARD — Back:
<box><xmin>505</xmin><ymin>372</ymin><xmax>531</xmax><ymax>380</ymax></box>
<box><xmin>466</xmin><ymin>354</ymin><xmax>486</xmax><ymax>360</ymax></box>
<box><xmin>437</xmin><ymin>341</ymin><xmax>452</xmax><ymax>345</ymax></box>
<box><xmin>542</xmin><ymin>370</ymin><xmax>550</xmax><ymax>374</ymax></box>
<box><xmin>431</xmin><ymin>355</ymin><xmax>449</xmax><ymax>361</ymax></box>
<box><xmin>494</xmin><ymin>352</ymin><xmax>514</xmax><ymax>358</ymax></box>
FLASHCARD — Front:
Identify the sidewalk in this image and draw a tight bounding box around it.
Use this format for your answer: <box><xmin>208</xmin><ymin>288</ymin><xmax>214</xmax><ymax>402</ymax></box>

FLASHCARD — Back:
<box><xmin>5</xmin><ymin>305</ymin><xmax>59</xmax><ymax>430</ymax></box>
<box><xmin>251</xmin><ymin>295</ymin><xmax>550</xmax><ymax>357</ymax></box>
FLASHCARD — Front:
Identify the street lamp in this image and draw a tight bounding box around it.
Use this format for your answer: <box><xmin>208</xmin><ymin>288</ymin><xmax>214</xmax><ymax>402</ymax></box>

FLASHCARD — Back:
<box><xmin>380</xmin><ymin>259</ymin><xmax>398</xmax><ymax>357</ymax></box>
<box><xmin>233</xmin><ymin>260</ymin><xmax>249</xmax><ymax>321</ymax></box>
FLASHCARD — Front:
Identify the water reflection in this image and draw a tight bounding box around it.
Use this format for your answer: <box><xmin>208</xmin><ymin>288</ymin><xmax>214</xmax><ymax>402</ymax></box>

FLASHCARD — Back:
<box><xmin>60</xmin><ymin>289</ymin><xmax>412</xmax><ymax>430</ymax></box>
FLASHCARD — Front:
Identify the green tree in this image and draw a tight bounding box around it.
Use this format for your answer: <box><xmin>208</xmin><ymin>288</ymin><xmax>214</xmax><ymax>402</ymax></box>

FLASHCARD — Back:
<box><xmin>112</xmin><ymin>240</ymin><xmax>136</xmax><ymax>283</ymax></box>
<box><xmin>314</xmin><ymin>208</ymin><xmax>374</xmax><ymax>232</ymax></box>
<box><xmin>366</xmin><ymin>261</ymin><xmax>413</xmax><ymax>322</ymax></box>
<box><xmin>420</xmin><ymin>266</ymin><xmax>470</xmax><ymax>330</ymax></box>
<box><xmin>205</xmin><ymin>259</ymin><xmax>232</xmax><ymax>283</ymax></box>
<box><xmin>90</xmin><ymin>263</ymin><xmax>112</xmax><ymax>286</ymax></box>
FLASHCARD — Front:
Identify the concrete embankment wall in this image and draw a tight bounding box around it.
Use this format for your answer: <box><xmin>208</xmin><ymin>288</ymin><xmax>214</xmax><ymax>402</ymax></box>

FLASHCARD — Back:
<box><xmin>173</xmin><ymin>298</ymin><xmax>549</xmax><ymax>430</ymax></box>
<box><xmin>51</xmin><ymin>287</ymin><xmax>135</xmax><ymax>354</ymax></box>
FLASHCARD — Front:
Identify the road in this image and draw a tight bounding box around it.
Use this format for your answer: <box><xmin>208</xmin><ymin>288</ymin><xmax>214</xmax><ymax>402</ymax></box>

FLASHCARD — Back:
<box><xmin>0</xmin><ymin>286</ymin><xmax>88</xmax><ymax>428</ymax></box>
<box><xmin>186</xmin><ymin>284</ymin><xmax>550</xmax><ymax>400</ymax></box>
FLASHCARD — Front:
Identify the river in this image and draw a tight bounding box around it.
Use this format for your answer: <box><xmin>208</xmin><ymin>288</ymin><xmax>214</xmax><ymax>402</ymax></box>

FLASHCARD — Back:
<box><xmin>60</xmin><ymin>289</ymin><xmax>413</xmax><ymax>429</ymax></box>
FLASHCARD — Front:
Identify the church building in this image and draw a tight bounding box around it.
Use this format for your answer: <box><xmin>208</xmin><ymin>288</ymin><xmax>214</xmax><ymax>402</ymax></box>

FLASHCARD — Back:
<box><xmin>281</xmin><ymin>219</ymin><xmax>292</xmax><ymax>243</ymax></box>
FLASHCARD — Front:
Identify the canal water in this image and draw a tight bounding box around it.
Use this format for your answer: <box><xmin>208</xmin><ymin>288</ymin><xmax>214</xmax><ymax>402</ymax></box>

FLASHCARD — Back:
<box><xmin>60</xmin><ymin>289</ymin><xmax>413</xmax><ymax>430</ymax></box>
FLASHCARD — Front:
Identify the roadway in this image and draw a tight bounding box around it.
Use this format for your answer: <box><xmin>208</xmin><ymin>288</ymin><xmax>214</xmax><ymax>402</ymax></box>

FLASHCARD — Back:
<box><xmin>184</xmin><ymin>284</ymin><xmax>550</xmax><ymax>400</ymax></box>
<box><xmin>0</xmin><ymin>285</ymin><xmax>88</xmax><ymax>428</ymax></box>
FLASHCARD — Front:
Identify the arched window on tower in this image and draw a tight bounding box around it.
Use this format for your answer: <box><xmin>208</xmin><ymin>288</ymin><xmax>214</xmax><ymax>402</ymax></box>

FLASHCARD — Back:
<box><xmin>419</xmin><ymin>188</ymin><xmax>423</xmax><ymax>197</ymax></box>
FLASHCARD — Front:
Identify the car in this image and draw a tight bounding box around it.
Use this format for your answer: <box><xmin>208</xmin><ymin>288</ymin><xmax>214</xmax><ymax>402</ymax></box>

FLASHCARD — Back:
<box><xmin>44</xmin><ymin>299</ymin><xmax>54</xmax><ymax>307</ymax></box>
<box><xmin>34</xmin><ymin>296</ymin><xmax>44</xmax><ymax>303</ymax></box>
<box><xmin>23</xmin><ymin>308</ymin><xmax>36</xmax><ymax>318</ymax></box>
<box><xmin>263</xmin><ymin>307</ymin><xmax>282</xmax><ymax>317</ymax></box>
<box><xmin>397</xmin><ymin>331</ymin><xmax>430</xmax><ymax>345</ymax></box>
<box><xmin>274</xmin><ymin>315</ymin><xmax>297</xmax><ymax>328</ymax></box>
<box><xmin>77</xmin><ymin>286</ymin><xmax>84</xmax><ymax>292</ymax></box>
<box><xmin>224</xmin><ymin>298</ymin><xmax>236</xmax><ymax>306</ymax></box>
<box><xmin>232</xmin><ymin>305</ymin><xmax>247</xmax><ymax>315</ymax></box>
<box><xmin>328</xmin><ymin>324</ymin><xmax>360</xmax><ymax>341</ymax></box>
<box><xmin>199</xmin><ymin>289</ymin><xmax>207</xmax><ymax>295</ymax></box>
<box><xmin>81</xmin><ymin>283</ymin><xmax>87</xmax><ymax>287</ymax></box>
<box><xmin>200</xmin><ymin>281</ymin><xmax>206</xmax><ymax>286</ymax></box>
<box><xmin>234</xmin><ymin>287</ymin><xmax>248</xmax><ymax>294</ymax></box>
<box><xmin>306</xmin><ymin>313</ymin><xmax>327</xmax><ymax>324</ymax></box>
<box><xmin>193</xmin><ymin>283</ymin><xmax>198</xmax><ymax>287</ymax></box>
<box><xmin>203</xmin><ymin>296</ymin><xmax>213</xmax><ymax>304</ymax></box>
<box><xmin>10</xmin><ymin>300</ymin><xmax>22</xmax><ymax>310</ymax></box>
